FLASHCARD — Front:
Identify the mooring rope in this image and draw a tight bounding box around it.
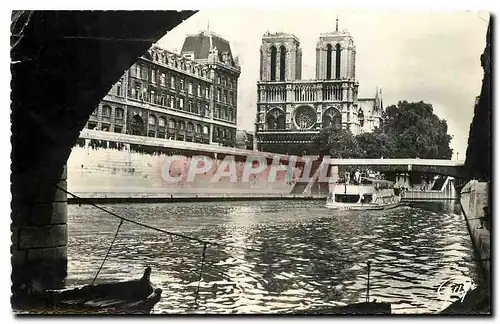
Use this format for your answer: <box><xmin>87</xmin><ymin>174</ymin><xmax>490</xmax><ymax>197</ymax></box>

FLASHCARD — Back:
<box><xmin>194</xmin><ymin>243</ymin><xmax>208</xmax><ymax>305</ymax></box>
<box><xmin>92</xmin><ymin>219</ymin><xmax>124</xmax><ymax>285</ymax></box>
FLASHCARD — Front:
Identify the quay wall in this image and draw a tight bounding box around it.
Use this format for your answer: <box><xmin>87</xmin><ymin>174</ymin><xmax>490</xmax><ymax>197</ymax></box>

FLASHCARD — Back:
<box><xmin>67</xmin><ymin>146</ymin><xmax>305</xmax><ymax>199</ymax></box>
<box><xmin>68</xmin><ymin>146</ymin><xmax>454</xmax><ymax>202</ymax></box>
<box><xmin>460</xmin><ymin>180</ymin><xmax>490</xmax><ymax>285</ymax></box>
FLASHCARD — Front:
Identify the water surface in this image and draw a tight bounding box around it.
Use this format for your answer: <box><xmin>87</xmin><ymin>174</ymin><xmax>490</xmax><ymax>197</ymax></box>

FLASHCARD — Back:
<box><xmin>67</xmin><ymin>200</ymin><xmax>481</xmax><ymax>314</ymax></box>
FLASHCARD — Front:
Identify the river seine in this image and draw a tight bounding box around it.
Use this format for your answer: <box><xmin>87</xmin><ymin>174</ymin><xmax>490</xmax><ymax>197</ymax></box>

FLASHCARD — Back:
<box><xmin>66</xmin><ymin>200</ymin><xmax>481</xmax><ymax>314</ymax></box>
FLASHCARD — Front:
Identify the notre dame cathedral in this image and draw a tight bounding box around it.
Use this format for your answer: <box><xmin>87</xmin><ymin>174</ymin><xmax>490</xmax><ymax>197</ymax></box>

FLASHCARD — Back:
<box><xmin>255</xmin><ymin>20</ymin><xmax>383</xmax><ymax>155</ymax></box>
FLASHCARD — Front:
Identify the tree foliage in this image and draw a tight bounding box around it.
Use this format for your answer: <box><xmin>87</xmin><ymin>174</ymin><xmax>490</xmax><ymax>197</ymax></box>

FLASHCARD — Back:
<box><xmin>355</xmin><ymin>130</ymin><xmax>393</xmax><ymax>158</ymax></box>
<box><xmin>312</xmin><ymin>101</ymin><xmax>453</xmax><ymax>159</ymax></box>
<box><xmin>381</xmin><ymin>101</ymin><xmax>453</xmax><ymax>159</ymax></box>
<box><xmin>313</xmin><ymin>127</ymin><xmax>362</xmax><ymax>158</ymax></box>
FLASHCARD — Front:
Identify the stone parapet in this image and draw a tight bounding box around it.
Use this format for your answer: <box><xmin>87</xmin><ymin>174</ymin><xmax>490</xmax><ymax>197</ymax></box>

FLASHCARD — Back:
<box><xmin>460</xmin><ymin>180</ymin><xmax>490</xmax><ymax>285</ymax></box>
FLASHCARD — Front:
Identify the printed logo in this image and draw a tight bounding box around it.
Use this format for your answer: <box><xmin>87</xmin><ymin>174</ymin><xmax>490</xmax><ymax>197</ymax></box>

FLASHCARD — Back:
<box><xmin>437</xmin><ymin>277</ymin><xmax>477</xmax><ymax>310</ymax></box>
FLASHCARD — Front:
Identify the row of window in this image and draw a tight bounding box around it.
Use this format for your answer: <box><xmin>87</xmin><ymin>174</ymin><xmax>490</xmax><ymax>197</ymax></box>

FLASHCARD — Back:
<box><xmin>89</xmin><ymin>118</ymin><xmax>235</xmax><ymax>139</ymax></box>
<box><xmin>215</xmin><ymin>87</ymin><xmax>236</xmax><ymax>105</ymax></box>
<box><xmin>87</xmin><ymin>120</ymin><xmax>236</xmax><ymax>145</ymax></box>
<box><xmin>149</xmin><ymin>51</ymin><xmax>209</xmax><ymax>79</ymax></box>
<box><xmin>93</xmin><ymin>105</ymin><xmax>124</xmax><ymax>119</ymax></box>
<box><xmin>213</xmin><ymin>127</ymin><xmax>235</xmax><ymax>140</ymax></box>
<box><xmin>213</xmin><ymin>105</ymin><xmax>236</xmax><ymax>122</ymax></box>
<box><xmin>214</xmin><ymin>73</ymin><xmax>237</xmax><ymax>89</ymax></box>
<box><xmin>132</xmin><ymin>64</ymin><xmax>211</xmax><ymax>99</ymax></box>
<box><xmin>95</xmin><ymin>97</ymin><xmax>236</xmax><ymax>125</ymax></box>
<box><xmin>147</xmin><ymin>115</ymin><xmax>210</xmax><ymax>134</ymax></box>
<box><xmin>87</xmin><ymin>121</ymin><xmax>123</xmax><ymax>134</ymax></box>
<box><xmin>148</xmin><ymin>50</ymin><xmax>241</xmax><ymax>110</ymax></box>
<box><xmin>128</xmin><ymin>83</ymin><xmax>209</xmax><ymax>112</ymax></box>
<box><xmin>126</xmin><ymin>83</ymin><xmax>236</xmax><ymax>122</ymax></box>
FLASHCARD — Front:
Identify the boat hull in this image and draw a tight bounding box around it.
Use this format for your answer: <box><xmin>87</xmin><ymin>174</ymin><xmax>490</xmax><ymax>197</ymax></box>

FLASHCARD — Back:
<box><xmin>325</xmin><ymin>200</ymin><xmax>401</xmax><ymax>211</ymax></box>
<box><xmin>12</xmin><ymin>268</ymin><xmax>162</xmax><ymax>315</ymax></box>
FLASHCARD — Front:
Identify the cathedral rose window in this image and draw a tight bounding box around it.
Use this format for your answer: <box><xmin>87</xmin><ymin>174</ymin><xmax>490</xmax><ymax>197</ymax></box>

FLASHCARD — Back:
<box><xmin>294</xmin><ymin>106</ymin><xmax>316</xmax><ymax>129</ymax></box>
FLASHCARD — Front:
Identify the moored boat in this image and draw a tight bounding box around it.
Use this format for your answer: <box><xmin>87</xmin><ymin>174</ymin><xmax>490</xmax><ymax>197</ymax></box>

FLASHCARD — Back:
<box><xmin>326</xmin><ymin>175</ymin><xmax>401</xmax><ymax>211</ymax></box>
<box><xmin>12</xmin><ymin>267</ymin><xmax>162</xmax><ymax>314</ymax></box>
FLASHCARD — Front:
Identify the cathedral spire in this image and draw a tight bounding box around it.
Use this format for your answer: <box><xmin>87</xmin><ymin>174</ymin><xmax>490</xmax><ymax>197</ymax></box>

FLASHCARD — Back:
<box><xmin>336</xmin><ymin>15</ymin><xmax>338</xmax><ymax>31</ymax></box>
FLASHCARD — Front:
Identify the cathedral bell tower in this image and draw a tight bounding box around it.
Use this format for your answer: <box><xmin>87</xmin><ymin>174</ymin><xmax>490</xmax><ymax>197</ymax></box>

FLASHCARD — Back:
<box><xmin>315</xmin><ymin>18</ymin><xmax>361</xmax><ymax>134</ymax></box>
<box><xmin>315</xmin><ymin>17</ymin><xmax>356</xmax><ymax>81</ymax></box>
<box><xmin>259</xmin><ymin>32</ymin><xmax>302</xmax><ymax>82</ymax></box>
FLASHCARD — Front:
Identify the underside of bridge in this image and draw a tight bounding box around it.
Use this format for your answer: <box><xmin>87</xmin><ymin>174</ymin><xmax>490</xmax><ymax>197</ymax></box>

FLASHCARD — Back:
<box><xmin>11</xmin><ymin>10</ymin><xmax>196</xmax><ymax>295</ymax></box>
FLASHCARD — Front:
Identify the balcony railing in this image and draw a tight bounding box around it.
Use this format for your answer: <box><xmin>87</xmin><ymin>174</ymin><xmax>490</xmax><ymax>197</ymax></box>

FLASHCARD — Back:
<box><xmin>258</xmin><ymin>80</ymin><xmax>352</xmax><ymax>103</ymax></box>
<box><xmin>257</xmin><ymin>132</ymin><xmax>317</xmax><ymax>144</ymax></box>
<box><xmin>257</xmin><ymin>128</ymin><xmax>320</xmax><ymax>133</ymax></box>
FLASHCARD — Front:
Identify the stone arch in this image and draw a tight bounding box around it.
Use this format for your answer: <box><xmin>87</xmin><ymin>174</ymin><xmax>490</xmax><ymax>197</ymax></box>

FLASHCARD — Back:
<box><xmin>129</xmin><ymin>114</ymin><xmax>145</xmax><ymax>136</ymax></box>
<box><xmin>294</xmin><ymin>105</ymin><xmax>317</xmax><ymax>129</ymax></box>
<box><xmin>148</xmin><ymin>114</ymin><xmax>157</xmax><ymax>125</ymax></box>
<box><xmin>326</xmin><ymin>44</ymin><xmax>333</xmax><ymax>80</ymax></box>
<box><xmin>279</xmin><ymin>45</ymin><xmax>286</xmax><ymax>81</ymax></box>
<box><xmin>335</xmin><ymin>43</ymin><xmax>342</xmax><ymax>79</ymax></box>
<box><xmin>266</xmin><ymin>108</ymin><xmax>286</xmax><ymax>130</ymax></box>
<box><xmin>322</xmin><ymin>107</ymin><xmax>342</xmax><ymax>129</ymax></box>
<box><xmin>102</xmin><ymin>104</ymin><xmax>112</xmax><ymax>117</ymax></box>
<box><xmin>270</xmin><ymin>45</ymin><xmax>277</xmax><ymax>81</ymax></box>
<box><xmin>115</xmin><ymin>107</ymin><xmax>124</xmax><ymax>119</ymax></box>
<box><xmin>158</xmin><ymin>116</ymin><xmax>166</xmax><ymax>127</ymax></box>
<box><xmin>178</xmin><ymin>120</ymin><xmax>185</xmax><ymax>130</ymax></box>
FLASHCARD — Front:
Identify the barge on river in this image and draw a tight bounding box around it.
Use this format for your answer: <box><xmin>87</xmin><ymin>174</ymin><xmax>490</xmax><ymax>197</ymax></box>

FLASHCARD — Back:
<box><xmin>326</xmin><ymin>176</ymin><xmax>401</xmax><ymax>211</ymax></box>
<box><xmin>12</xmin><ymin>267</ymin><xmax>162</xmax><ymax>314</ymax></box>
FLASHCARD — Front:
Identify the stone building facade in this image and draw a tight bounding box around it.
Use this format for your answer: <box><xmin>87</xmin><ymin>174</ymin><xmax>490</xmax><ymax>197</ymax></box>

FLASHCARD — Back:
<box><xmin>256</xmin><ymin>24</ymin><xmax>383</xmax><ymax>155</ymax></box>
<box><xmin>86</xmin><ymin>30</ymin><xmax>241</xmax><ymax>147</ymax></box>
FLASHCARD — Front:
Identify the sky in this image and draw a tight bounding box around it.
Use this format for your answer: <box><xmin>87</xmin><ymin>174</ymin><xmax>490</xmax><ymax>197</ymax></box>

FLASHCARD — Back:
<box><xmin>157</xmin><ymin>9</ymin><xmax>490</xmax><ymax>160</ymax></box>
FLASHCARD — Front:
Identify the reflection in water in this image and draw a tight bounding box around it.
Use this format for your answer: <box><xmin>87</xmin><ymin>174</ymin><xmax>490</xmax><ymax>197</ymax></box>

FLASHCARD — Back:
<box><xmin>67</xmin><ymin>200</ymin><xmax>481</xmax><ymax>314</ymax></box>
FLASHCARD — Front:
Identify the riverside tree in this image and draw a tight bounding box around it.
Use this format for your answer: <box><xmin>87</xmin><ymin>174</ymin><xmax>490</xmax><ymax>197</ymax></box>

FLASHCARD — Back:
<box><xmin>381</xmin><ymin>101</ymin><xmax>453</xmax><ymax>159</ymax></box>
<box><xmin>312</xmin><ymin>100</ymin><xmax>453</xmax><ymax>159</ymax></box>
<box><xmin>313</xmin><ymin>127</ymin><xmax>362</xmax><ymax>158</ymax></box>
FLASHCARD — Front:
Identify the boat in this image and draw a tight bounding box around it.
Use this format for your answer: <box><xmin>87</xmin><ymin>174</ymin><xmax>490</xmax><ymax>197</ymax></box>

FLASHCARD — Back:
<box><xmin>326</xmin><ymin>174</ymin><xmax>401</xmax><ymax>211</ymax></box>
<box><xmin>12</xmin><ymin>267</ymin><xmax>162</xmax><ymax>314</ymax></box>
<box><xmin>282</xmin><ymin>301</ymin><xmax>392</xmax><ymax>314</ymax></box>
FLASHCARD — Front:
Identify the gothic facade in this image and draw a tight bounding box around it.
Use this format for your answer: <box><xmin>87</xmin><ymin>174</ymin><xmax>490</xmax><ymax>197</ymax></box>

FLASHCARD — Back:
<box><xmin>255</xmin><ymin>25</ymin><xmax>383</xmax><ymax>155</ymax></box>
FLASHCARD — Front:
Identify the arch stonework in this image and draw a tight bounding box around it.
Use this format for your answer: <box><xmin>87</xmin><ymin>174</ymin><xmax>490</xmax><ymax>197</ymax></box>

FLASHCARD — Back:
<box><xmin>322</xmin><ymin>106</ymin><xmax>342</xmax><ymax>128</ymax></box>
<box><xmin>129</xmin><ymin>114</ymin><xmax>145</xmax><ymax>136</ymax></box>
<box><xmin>266</xmin><ymin>107</ymin><xmax>286</xmax><ymax>130</ymax></box>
